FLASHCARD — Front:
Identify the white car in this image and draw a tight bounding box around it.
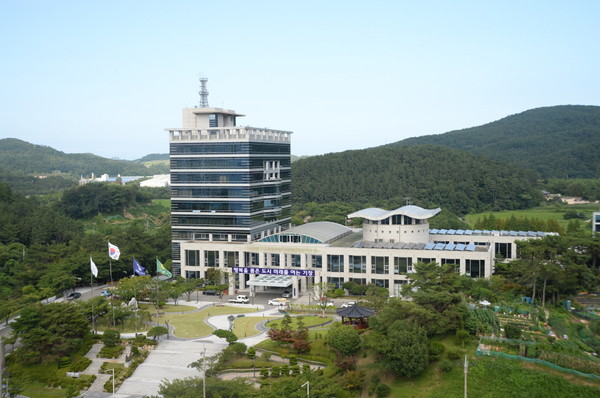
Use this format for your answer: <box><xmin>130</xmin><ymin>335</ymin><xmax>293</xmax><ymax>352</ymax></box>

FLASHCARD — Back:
<box><xmin>268</xmin><ymin>298</ymin><xmax>289</xmax><ymax>306</ymax></box>
<box><xmin>341</xmin><ymin>301</ymin><xmax>356</xmax><ymax>308</ymax></box>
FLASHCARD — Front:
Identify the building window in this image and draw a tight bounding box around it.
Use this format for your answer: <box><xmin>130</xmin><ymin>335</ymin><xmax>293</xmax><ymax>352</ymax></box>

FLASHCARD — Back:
<box><xmin>417</xmin><ymin>258</ymin><xmax>434</xmax><ymax>264</ymax></box>
<box><xmin>327</xmin><ymin>276</ymin><xmax>344</xmax><ymax>289</ymax></box>
<box><xmin>185</xmin><ymin>250</ymin><xmax>200</xmax><ymax>267</ymax></box>
<box><xmin>371</xmin><ymin>256</ymin><xmax>389</xmax><ymax>274</ymax></box>
<box><xmin>495</xmin><ymin>242</ymin><xmax>512</xmax><ymax>259</ymax></box>
<box><xmin>209</xmin><ymin>114</ymin><xmax>218</xmax><ymax>127</ymax></box>
<box><xmin>348</xmin><ymin>256</ymin><xmax>366</xmax><ymax>273</ymax></box>
<box><xmin>310</xmin><ymin>255</ymin><xmax>322</xmax><ymax>268</ymax></box>
<box><xmin>371</xmin><ymin>279</ymin><xmax>389</xmax><ymax>288</ymax></box>
<box><xmin>327</xmin><ymin>255</ymin><xmax>344</xmax><ymax>273</ymax></box>
<box><xmin>466</xmin><ymin>259</ymin><xmax>485</xmax><ymax>278</ymax></box>
<box><xmin>291</xmin><ymin>254</ymin><xmax>301</xmax><ymax>267</ymax></box>
<box><xmin>267</xmin><ymin>253</ymin><xmax>280</xmax><ymax>267</ymax></box>
<box><xmin>245</xmin><ymin>252</ymin><xmax>259</xmax><ymax>266</ymax></box>
<box><xmin>394</xmin><ymin>257</ymin><xmax>413</xmax><ymax>274</ymax></box>
<box><xmin>195</xmin><ymin>233</ymin><xmax>210</xmax><ymax>241</ymax></box>
<box><xmin>441</xmin><ymin>258</ymin><xmax>459</xmax><ymax>266</ymax></box>
<box><xmin>185</xmin><ymin>271</ymin><xmax>201</xmax><ymax>279</ymax></box>
<box><xmin>349</xmin><ymin>278</ymin><xmax>366</xmax><ymax>285</ymax></box>
<box><xmin>224</xmin><ymin>251</ymin><xmax>239</xmax><ymax>267</ymax></box>
<box><xmin>204</xmin><ymin>251</ymin><xmax>219</xmax><ymax>267</ymax></box>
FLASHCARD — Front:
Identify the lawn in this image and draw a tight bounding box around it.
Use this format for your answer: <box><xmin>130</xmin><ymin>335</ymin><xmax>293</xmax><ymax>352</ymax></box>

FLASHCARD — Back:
<box><xmin>139</xmin><ymin>303</ymin><xmax>197</xmax><ymax>313</ymax></box>
<box><xmin>265</xmin><ymin>315</ymin><xmax>333</xmax><ymax>330</ymax></box>
<box><xmin>232</xmin><ymin>315</ymin><xmax>271</xmax><ymax>338</ymax></box>
<box><xmin>465</xmin><ymin>204</ymin><xmax>597</xmax><ymax>231</ymax></box>
<box><xmin>19</xmin><ymin>383</ymin><xmax>72</xmax><ymax>398</ymax></box>
<box><xmin>155</xmin><ymin>305</ymin><xmax>261</xmax><ymax>338</ymax></box>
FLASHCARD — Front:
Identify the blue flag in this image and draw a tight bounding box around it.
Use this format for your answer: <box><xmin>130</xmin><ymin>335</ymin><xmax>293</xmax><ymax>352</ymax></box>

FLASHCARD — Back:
<box><xmin>133</xmin><ymin>258</ymin><xmax>147</xmax><ymax>276</ymax></box>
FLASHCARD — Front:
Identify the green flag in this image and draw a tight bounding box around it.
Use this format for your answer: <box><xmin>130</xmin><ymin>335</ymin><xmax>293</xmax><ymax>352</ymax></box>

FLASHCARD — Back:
<box><xmin>156</xmin><ymin>258</ymin><xmax>172</xmax><ymax>278</ymax></box>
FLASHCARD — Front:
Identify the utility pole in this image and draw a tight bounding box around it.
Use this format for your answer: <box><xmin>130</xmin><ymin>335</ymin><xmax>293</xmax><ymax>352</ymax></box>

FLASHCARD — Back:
<box><xmin>202</xmin><ymin>347</ymin><xmax>207</xmax><ymax>398</ymax></box>
<box><xmin>464</xmin><ymin>355</ymin><xmax>468</xmax><ymax>398</ymax></box>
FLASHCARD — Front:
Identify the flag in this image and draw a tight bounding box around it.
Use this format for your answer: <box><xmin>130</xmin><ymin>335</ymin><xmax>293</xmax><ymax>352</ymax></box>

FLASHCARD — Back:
<box><xmin>108</xmin><ymin>242</ymin><xmax>120</xmax><ymax>260</ymax></box>
<box><xmin>156</xmin><ymin>258</ymin><xmax>172</xmax><ymax>278</ymax></box>
<box><xmin>133</xmin><ymin>258</ymin><xmax>147</xmax><ymax>276</ymax></box>
<box><xmin>90</xmin><ymin>256</ymin><xmax>98</xmax><ymax>277</ymax></box>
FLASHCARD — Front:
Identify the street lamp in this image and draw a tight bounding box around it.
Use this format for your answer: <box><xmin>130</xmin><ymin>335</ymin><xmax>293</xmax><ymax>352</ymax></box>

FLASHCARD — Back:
<box><xmin>110</xmin><ymin>368</ymin><xmax>115</xmax><ymax>397</ymax></box>
<box><xmin>301</xmin><ymin>381</ymin><xmax>310</xmax><ymax>397</ymax></box>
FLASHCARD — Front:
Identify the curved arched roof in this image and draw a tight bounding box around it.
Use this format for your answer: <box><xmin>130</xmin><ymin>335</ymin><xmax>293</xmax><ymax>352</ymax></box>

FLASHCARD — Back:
<box><xmin>347</xmin><ymin>205</ymin><xmax>441</xmax><ymax>221</ymax></box>
<box><xmin>260</xmin><ymin>221</ymin><xmax>352</xmax><ymax>244</ymax></box>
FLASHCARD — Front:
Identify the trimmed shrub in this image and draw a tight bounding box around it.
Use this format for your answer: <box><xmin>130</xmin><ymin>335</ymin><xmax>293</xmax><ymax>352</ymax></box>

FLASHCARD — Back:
<box><xmin>428</xmin><ymin>341</ymin><xmax>446</xmax><ymax>362</ymax></box>
<box><xmin>69</xmin><ymin>357</ymin><xmax>92</xmax><ymax>372</ymax></box>
<box><xmin>376</xmin><ymin>383</ymin><xmax>391</xmax><ymax>397</ymax></box>
<box><xmin>440</xmin><ymin>360</ymin><xmax>454</xmax><ymax>372</ymax></box>
<box><xmin>447</xmin><ymin>350</ymin><xmax>461</xmax><ymax>361</ymax></box>
<box><xmin>103</xmin><ymin>329</ymin><xmax>121</xmax><ymax>347</ymax></box>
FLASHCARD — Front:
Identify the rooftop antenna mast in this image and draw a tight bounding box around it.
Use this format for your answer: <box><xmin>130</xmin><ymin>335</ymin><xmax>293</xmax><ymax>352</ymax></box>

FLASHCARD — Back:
<box><xmin>199</xmin><ymin>77</ymin><xmax>209</xmax><ymax>108</ymax></box>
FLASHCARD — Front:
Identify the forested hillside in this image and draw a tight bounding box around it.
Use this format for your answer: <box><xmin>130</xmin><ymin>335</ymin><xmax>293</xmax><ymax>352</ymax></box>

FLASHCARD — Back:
<box><xmin>0</xmin><ymin>138</ymin><xmax>165</xmax><ymax>176</ymax></box>
<box><xmin>291</xmin><ymin>145</ymin><xmax>543</xmax><ymax>216</ymax></box>
<box><xmin>394</xmin><ymin>105</ymin><xmax>600</xmax><ymax>179</ymax></box>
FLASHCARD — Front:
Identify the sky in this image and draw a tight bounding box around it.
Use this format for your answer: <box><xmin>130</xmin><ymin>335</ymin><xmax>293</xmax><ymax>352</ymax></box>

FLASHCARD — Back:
<box><xmin>1</xmin><ymin>1</ymin><xmax>599</xmax><ymax>160</ymax></box>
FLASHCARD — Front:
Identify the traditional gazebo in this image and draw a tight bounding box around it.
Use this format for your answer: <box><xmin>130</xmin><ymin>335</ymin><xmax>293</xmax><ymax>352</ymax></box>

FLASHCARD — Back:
<box><xmin>336</xmin><ymin>304</ymin><xmax>376</xmax><ymax>329</ymax></box>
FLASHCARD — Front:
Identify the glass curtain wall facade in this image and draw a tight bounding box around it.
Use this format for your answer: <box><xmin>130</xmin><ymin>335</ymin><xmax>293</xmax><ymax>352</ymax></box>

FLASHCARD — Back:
<box><xmin>168</xmin><ymin>107</ymin><xmax>292</xmax><ymax>276</ymax></box>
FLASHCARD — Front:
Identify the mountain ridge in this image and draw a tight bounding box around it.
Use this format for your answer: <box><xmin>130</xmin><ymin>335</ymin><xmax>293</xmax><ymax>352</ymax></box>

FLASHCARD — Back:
<box><xmin>392</xmin><ymin>105</ymin><xmax>600</xmax><ymax>178</ymax></box>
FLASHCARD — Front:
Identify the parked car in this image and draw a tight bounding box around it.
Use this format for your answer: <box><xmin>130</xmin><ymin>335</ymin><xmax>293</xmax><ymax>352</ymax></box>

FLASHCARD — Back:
<box><xmin>228</xmin><ymin>295</ymin><xmax>250</xmax><ymax>304</ymax></box>
<box><xmin>100</xmin><ymin>290</ymin><xmax>111</xmax><ymax>297</ymax></box>
<box><xmin>341</xmin><ymin>301</ymin><xmax>356</xmax><ymax>308</ymax></box>
<box><xmin>203</xmin><ymin>289</ymin><xmax>219</xmax><ymax>296</ymax></box>
<box><xmin>282</xmin><ymin>289</ymin><xmax>292</xmax><ymax>298</ymax></box>
<box><xmin>268</xmin><ymin>298</ymin><xmax>289</xmax><ymax>306</ymax></box>
<box><xmin>67</xmin><ymin>292</ymin><xmax>82</xmax><ymax>300</ymax></box>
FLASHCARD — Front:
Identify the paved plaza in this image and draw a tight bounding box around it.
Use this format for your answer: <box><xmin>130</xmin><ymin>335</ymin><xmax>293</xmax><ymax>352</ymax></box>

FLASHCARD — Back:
<box><xmin>83</xmin><ymin>300</ymin><xmax>286</xmax><ymax>397</ymax></box>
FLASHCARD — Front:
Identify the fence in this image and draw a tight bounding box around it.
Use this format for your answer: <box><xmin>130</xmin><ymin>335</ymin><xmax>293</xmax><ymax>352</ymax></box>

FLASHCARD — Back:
<box><xmin>476</xmin><ymin>345</ymin><xmax>600</xmax><ymax>381</ymax></box>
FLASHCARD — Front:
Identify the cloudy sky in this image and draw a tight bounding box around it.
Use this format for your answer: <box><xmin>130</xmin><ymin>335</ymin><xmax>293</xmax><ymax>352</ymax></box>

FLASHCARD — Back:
<box><xmin>1</xmin><ymin>1</ymin><xmax>599</xmax><ymax>159</ymax></box>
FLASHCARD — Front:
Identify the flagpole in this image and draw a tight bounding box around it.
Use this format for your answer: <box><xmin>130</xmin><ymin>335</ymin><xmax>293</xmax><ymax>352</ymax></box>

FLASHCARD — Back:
<box><xmin>109</xmin><ymin>258</ymin><xmax>115</xmax><ymax>328</ymax></box>
<box><xmin>91</xmin><ymin>272</ymin><xmax>96</xmax><ymax>334</ymax></box>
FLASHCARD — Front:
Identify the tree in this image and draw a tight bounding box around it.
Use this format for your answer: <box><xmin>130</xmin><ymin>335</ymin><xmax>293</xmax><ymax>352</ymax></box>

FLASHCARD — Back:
<box><xmin>309</xmin><ymin>281</ymin><xmax>335</xmax><ymax>317</ymax></box>
<box><xmin>213</xmin><ymin>329</ymin><xmax>238</xmax><ymax>345</ymax></box>
<box><xmin>327</xmin><ymin>324</ymin><xmax>361</xmax><ymax>357</ymax></box>
<box><xmin>368</xmin><ymin>320</ymin><xmax>429</xmax><ymax>377</ymax></box>
<box><xmin>147</xmin><ymin>326</ymin><xmax>169</xmax><ymax>341</ymax></box>
<box><xmin>102</xmin><ymin>329</ymin><xmax>121</xmax><ymax>347</ymax></box>
<box><xmin>10</xmin><ymin>302</ymin><xmax>90</xmax><ymax>362</ymax></box>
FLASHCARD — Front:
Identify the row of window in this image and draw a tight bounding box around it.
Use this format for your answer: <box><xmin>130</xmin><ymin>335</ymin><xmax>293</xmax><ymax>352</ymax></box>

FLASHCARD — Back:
<box><xmin>365</xmin><ymin>215</ymin><xmax>424</xmax><ymax>225</ymax></box>
<box><xmin>171</xmin><ymin>170</ymin><xmax>291</xmax><ymax>183</ymax></box>
<box><xmin>184</xmin><ymin>250</ymin><xmax>486</xmax><ymax>277</ymax></box>
<box><xmin>171</xmin><ymin>184</ymin><xmax>291</xmax><ymax>198</ymax></box>
<box><xmin>170</xmin><ymin>142</ymin><xmax>290</xmax><ymax>155</ymax></box>
<box><xmin>171</xmin><ymin>157</ymin><xmax>290</xmax><ymax>170</ymax></box>
<box><xmin>172</xmin><ymin>199</ymin><xmax>285</xmax><ymax>213</ymax></box>
<box><xmin>172</xmin><ymin>209</ymin><xmax>292</xmax><ymax>227</ymax></box>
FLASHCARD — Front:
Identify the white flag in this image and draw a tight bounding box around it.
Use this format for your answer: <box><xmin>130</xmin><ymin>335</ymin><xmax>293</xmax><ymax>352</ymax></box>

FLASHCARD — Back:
<box><xmin>90</xmin><ymin>256</ymin><xmax>98</xmax><ymax>277</ymax></box>
<box><xmin>108</xmin><ymin>242</ymin><xmax>120</xmax><ymax>260</ymax></box>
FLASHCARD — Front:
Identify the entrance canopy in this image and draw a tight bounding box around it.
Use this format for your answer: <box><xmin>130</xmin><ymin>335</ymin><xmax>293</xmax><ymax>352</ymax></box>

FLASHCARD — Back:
<box><xmin>247</xmin><ymin>275</ymin><xmax>292</xmax><ymax>288</ymax></box>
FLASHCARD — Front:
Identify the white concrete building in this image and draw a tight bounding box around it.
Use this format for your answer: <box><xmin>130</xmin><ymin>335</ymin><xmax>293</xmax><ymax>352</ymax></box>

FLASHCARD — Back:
<box><xmin>179</xmin><ymin>205</ymin><xmax>555</xmax><ymax>298</ymax></box>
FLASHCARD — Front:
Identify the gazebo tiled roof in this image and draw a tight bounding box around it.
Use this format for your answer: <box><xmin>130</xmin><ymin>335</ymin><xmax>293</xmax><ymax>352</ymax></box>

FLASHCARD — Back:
<box><xmin>336</xmin><ymin>304</ymin><xmax>376</xmax><ymax>318</ymax></box>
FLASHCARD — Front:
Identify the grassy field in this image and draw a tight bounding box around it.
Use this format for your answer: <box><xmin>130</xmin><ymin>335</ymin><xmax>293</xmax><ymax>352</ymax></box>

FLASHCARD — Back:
<box><xmin>265</xmin><ymin>315</ymin><xmax>333</xmax><ymax>330</ymax></box>
<box><xmin>465</xmin><ymin>204</ymin><xmax>598</xmax><ymax>231</ymax></box>
<box><xmin>232</xmin><ymin>315</ymin><xmax>272</xmax><ymax>338</ymax></box>
<box><xmin>155</xmin><ymin>305</ymin><xmax>261</xmax><ymax>338</ymax></box>
<box><xmin>358</xmin><ymin>335</ymin><xmax>600</xmax><ymax>398</ymax></box>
